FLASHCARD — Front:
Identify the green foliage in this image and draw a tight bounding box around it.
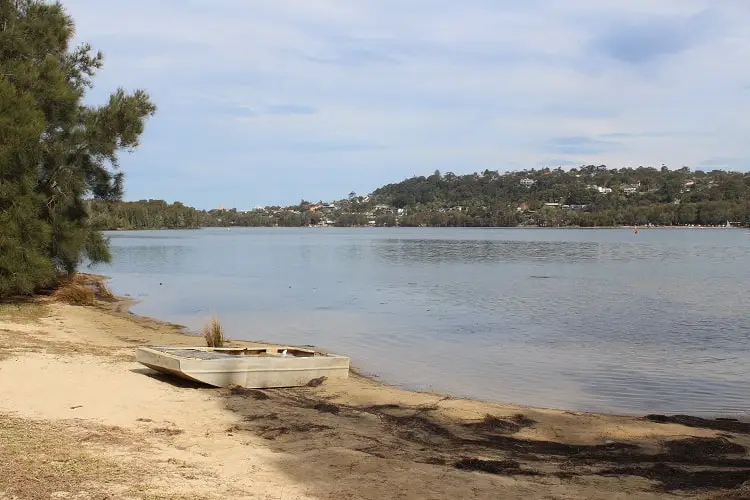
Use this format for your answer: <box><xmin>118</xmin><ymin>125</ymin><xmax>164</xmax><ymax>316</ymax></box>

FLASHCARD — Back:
<box><xmin>88</xmin><ymin>165</ymin><xmax>750</xmax><ymax>231</ymax></box>
<box><xmin>87</xmin><ymin>200</ymin><xmax>332</xmax><ymax>229</ymax></box>
<box><xmin>335</xmin><ymin>213</ymin><xmax>368</xmax><ymax>227</ymax></box>
<box><xmin>88</xmin><ymin>199</ymin><xmax>205</xmax><ymax>230</ymax></box>
<box><xmin>372</xmin><ymin>166</ymin><xmax>750</xmax><ymax>227</ymax></box>
<box><xmin>0</xmin><ymin>0</ymin><xmax>155</xmax><ymax>297</ymax></box>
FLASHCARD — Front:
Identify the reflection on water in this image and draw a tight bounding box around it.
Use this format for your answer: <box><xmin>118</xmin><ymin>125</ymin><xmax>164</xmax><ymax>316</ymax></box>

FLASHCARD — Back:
<box><xmin>373</xmin><ymin>238</ymin><xmax>748</xmax><ymax>265</ymax></box>
<box><xmin>102</xmin><ymin>244</ymin><xmax>192</xmax><ymax>274</ymax></box>
<box><xmin>95</xmin><ymin>228</ymin><xmax>750</xmax><ymax>416</ymax></box>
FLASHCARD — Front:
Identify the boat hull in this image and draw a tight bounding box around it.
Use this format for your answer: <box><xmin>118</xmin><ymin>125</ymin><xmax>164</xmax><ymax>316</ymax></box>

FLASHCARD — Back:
<box><xmin>136</xmin><ymin>346</ymin><xmax>350</xmax><ymax>388</ymax></box>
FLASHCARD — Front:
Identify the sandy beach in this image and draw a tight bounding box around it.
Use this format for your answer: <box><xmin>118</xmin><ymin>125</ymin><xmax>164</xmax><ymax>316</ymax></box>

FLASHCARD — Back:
<box><xmin>1</xmin><ymin>297</ymin><xmax>749</xmax><ymax>499</ymax></box>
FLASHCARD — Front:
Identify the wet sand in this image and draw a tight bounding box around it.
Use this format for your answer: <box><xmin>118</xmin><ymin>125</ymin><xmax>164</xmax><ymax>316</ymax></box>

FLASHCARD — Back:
<box><xmin>0</xmin><ymin>298</ymin><xmax>749</xmax><ymax>499</ymax></box>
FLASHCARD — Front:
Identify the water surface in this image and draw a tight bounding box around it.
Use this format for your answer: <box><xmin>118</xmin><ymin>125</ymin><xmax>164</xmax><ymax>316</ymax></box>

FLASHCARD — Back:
<box><xmin>93</xmin><ymin>228</ymin><xmax>750</xmax><ymax>416</ymax></box>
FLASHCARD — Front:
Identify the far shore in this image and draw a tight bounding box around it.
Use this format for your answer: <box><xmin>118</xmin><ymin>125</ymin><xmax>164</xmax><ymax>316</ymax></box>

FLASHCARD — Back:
<box><xmin>104</xmin><ymin>224</ymin><xmax>748</xmax><ymax>231</ymax></box>
<box><xmin>1</xmin><ymin>292</ymin><xmax>749</xmax><ymax>499</ymax></box>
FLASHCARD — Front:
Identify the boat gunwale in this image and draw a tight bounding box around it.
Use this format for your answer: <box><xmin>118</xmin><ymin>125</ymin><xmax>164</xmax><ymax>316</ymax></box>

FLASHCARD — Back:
<box><xmin>137</xmin><ymin>346</ymin><xmax>350</xmax><ymax>361</ymax></box>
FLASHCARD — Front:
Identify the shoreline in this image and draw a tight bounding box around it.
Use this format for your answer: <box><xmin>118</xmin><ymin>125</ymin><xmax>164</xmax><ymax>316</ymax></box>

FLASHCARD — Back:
<box><xmin>105</xmin><ymin>224</ymin><xmax>748</xmax><ymax>231</ymax></box>
<box><xmin>119</xmin><ymin>295</ymin><xmax>750</xmax><ymax>420</ymax></box>
<box><xmin>1</xmin><ymin>295</ymin><xmax>749</xmax><ymax>498</ymax></box>
<box><xmin>113</xmin><ymin>275</ymin><xmax>750</xmax><ymax>421</ymax></box>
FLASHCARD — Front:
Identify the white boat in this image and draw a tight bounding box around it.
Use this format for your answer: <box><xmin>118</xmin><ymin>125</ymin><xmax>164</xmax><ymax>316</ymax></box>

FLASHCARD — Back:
<box><xmin>136</xmin><ymin>346</ymin><xmax>350</xmax><ymax>388</ymax></box>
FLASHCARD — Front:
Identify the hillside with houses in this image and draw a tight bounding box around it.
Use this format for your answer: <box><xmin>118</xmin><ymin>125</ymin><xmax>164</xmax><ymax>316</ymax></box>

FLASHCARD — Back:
<box><xmin>368</xmin><ymin>165</ymin><xmax>749</xmax><ymax>227</ymax></box>
<box><xmin>89</xmin><ymin>165</ymin><xmax>750</xmax><ymax>229</ymax></box>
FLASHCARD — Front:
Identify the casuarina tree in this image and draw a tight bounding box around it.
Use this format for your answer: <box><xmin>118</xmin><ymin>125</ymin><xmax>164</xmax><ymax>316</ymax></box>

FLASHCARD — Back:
<box><xmin>0</xmin><ymin>0</ymin><xmax>155</xmax><ymax>296</ymax></box>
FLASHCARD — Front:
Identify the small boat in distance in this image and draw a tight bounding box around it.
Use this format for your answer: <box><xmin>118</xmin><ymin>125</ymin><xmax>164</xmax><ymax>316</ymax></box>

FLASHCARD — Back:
<box><xmin>136</xmin><ymin>346</ymin><xmax>350</xmax><ymax>388</ymax></box>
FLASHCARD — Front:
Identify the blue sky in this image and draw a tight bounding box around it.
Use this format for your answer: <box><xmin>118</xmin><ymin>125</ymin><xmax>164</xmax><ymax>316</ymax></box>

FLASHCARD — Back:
<box><xmin>64</xmin><ymin>0</ymin><xmax>750</xmax><ymax>209</ymax></box>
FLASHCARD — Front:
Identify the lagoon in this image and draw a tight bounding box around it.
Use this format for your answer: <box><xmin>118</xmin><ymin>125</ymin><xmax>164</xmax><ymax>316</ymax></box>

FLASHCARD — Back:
<box><xmin>93</xmin><ymin>227</ymin><xmax>750</xmax><ymax>416</ymax></box>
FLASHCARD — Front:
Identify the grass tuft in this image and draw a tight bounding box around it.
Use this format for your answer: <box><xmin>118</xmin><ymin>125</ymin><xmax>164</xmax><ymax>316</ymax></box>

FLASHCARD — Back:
<box><xmin>203</xmin><ymin>317</ymin><xmax>226</xmax><ymax>347</ymax></box>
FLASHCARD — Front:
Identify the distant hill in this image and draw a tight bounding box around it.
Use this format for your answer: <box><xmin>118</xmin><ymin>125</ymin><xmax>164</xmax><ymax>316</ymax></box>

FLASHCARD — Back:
<box><xmin>88</xmin><ymin>165</ymin><xmax>750</xmax><ymax>229</ymax></box>
<box><xmin>370</xmin><ymin>165</ymin><xmax>750</xmax><ymax>227</ymax></box>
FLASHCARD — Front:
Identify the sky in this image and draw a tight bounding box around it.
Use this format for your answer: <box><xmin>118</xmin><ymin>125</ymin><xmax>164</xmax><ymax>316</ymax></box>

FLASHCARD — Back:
<box><xmin>63</xmin><ymin>0</ymin><xmax>750</xmax><ymax>209</ymax></box>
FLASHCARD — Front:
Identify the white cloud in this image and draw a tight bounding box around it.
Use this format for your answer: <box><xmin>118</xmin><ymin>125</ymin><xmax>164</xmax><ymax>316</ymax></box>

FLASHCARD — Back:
<box><xmin>61</xmin><ymin>0</ymin><xmax>750</xmax><ymax>206</ymax></box>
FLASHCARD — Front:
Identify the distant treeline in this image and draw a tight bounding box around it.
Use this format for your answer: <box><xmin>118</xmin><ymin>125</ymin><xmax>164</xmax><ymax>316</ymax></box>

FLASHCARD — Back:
<box><xmin>86</xmin><ymin>199</ymin><xmax>332</xmax><ymax>229</ymax></box>
<box><xmin>87</xmin><ymin>165</ymin><xmax>750</xmax><ymax>230</ymax></box>
<box><xmin>375</xmin><ymin>165</ymin><xmax>750</xmax><ymax>227</ymax></box>
<box><xmin>395</xmin><ymin>200</ymin><xmax>748</xmax><ymax>228</ymax></box>
<box><xmin>88</xmin><ymin>200</ymin><xmax>205</xmax><ymax>230</ymax></box>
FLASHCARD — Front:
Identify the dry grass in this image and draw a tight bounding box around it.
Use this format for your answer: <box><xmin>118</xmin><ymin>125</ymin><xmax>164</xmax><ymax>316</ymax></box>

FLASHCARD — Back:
<box><xmin>203</xmin><ymin>317</ymin><xmax>226</xmax><ymax>347</ymax></box>
<box><xmin>0</xmin><ymin>414</ymin><xmax>140</xmax><ymax>499</ymax></box>
<box><xmin>51</xmin><ymin>274</ymin><xmax>118</xmax><ymax>306</ymax></box>
<box><xmin>0</xmin><ymin>328</ymin><xmax>133</xmax><ymax>362</ymax></box>
<box><xmin>0</xmin><ymin>415</ymin><xmax>222</xmax><ymax>499</ymax></box>
<box><xmin>52</xmin><ymin>282</ymin><xmax>96</xmax><ymax>306</ymax></box>
<box><xmin>0</xmin><ymin>302</ymin><xmax>48</xmax><ymax>323</ymax></box>
<box><xmin>91</xmin><ymin>279</ymin><xmax>117</xmax><ymax>301</ymax></box>
<box><xmin>73</xmin><ymin>273</ymin><xmax>117</xmax><ymax>301</ymax></box>
<box><xmin>0</xmin><ymin>303</ymin><xmax>50</xmax><ymax>361</ymax></box>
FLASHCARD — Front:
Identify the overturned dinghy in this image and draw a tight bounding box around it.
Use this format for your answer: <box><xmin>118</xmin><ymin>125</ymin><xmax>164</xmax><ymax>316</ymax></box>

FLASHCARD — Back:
<box><xmin>136</xmin><ymin>346</ymin><xmax>350</xmax><ymax>388</ymax></box>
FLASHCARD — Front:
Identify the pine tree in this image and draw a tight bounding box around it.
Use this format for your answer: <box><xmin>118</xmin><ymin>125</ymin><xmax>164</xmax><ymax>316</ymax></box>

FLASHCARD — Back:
<box><xmin>0</xmin><ymin>74</ymin><xmax>53</xmax><ymax>295</ymax></box>
<box><xmin>0</xmin><ymin>0</ymin><xmax>155</xmax><ymax>296</ymax></box>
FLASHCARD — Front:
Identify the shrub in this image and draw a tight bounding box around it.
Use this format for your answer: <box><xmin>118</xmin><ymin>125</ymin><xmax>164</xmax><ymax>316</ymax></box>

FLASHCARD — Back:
<box><xmin>52</xmin><ymin>283</ymin><xmax>95</xmax><ymax>306</ymax></box>
<box><xmin>50</xmin><ymin>274</ymin><xmax>116</xmax><ymax>304</ymax></box>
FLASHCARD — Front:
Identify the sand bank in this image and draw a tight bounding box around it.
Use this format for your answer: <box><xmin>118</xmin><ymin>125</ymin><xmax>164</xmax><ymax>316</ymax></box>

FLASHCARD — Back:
<box><xmin>1</xmin><ymin>299</ymin><xmax>748</xmax><ymax>499</ymax></box>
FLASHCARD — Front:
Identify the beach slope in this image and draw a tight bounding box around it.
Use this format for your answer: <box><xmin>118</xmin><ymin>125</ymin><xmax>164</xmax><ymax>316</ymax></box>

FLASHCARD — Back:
<box><xmin>1</xmin><ymin>300</ymin><xmax>748</xmax><ymax>499</ymax></box>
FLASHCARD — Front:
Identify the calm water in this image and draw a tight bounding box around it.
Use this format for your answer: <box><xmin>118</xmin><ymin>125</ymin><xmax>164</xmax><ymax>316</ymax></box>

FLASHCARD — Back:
<box><xmin>93</xmin><ymin>228</ymin><xmax>750</xmax><ymax>416</ymax></box>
